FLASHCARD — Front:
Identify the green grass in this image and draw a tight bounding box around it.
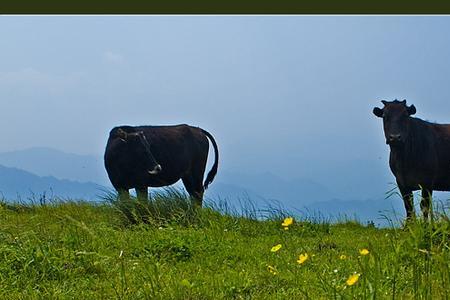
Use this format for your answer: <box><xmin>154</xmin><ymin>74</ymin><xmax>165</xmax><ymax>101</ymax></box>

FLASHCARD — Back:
<box><xmin>0</xmin><ymin>192</ymin><xmax>449</xmax><ymax>299</ymax></box>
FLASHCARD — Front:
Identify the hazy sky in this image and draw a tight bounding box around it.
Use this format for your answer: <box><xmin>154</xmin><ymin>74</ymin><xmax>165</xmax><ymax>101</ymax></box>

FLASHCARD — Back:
<box><xmin>2</xmin><ymin>16</ymin><xmax>450</xmax><ymax>186</ymax></box>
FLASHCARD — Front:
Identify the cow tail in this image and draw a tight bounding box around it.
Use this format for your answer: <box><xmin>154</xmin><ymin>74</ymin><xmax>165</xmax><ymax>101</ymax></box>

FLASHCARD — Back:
<box><xmin>201</xmin><ymin>129</ymin><xmax>219</xmax><ymax>190</ymax></box>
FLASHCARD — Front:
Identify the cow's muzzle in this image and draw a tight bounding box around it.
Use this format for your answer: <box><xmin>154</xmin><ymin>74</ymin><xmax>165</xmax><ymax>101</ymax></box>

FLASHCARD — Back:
<box><xmin>148</xmin><ymin>164</ymin><xmax>162</xmax><ymax>175</ymax></box>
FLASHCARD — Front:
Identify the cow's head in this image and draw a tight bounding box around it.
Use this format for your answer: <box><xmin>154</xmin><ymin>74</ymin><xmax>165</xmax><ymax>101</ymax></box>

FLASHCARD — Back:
<box><xmin>116</xmin><ymin>128</ymin><xmax>162</xmax><ymax>175</ymax></box>
<box><xmin>373</xmin><ymin>99</ymin><xmax>416</xmax><ymax>145</ymax></box>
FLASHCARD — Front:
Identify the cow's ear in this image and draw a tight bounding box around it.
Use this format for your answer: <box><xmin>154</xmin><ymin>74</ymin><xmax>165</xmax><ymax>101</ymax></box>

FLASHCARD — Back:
<box><xmin>407</xmin><ymin>104</ymin><xmax>416</xmax><ymax>116</ymax></box>
<box><xmin>373</xmin><ymin>107</ymin><xmax>384</xmax><ymax>118</ymax></box>
<box><xmin>117</xmin><ymin>128</ymin><xmax>128</xmax><ymax>142</ymax></box>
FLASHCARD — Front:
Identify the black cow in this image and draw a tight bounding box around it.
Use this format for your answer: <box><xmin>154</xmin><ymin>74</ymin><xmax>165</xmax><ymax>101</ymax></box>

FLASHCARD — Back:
<box><xmin>373</xmin><ymin>99</ymin><xmax>450</xmax><ymax>220</ymax></box>
<box><xmin>104</xmin><ymin>124</ymin><xmax>219</xmax><ymax>206</ymax></box>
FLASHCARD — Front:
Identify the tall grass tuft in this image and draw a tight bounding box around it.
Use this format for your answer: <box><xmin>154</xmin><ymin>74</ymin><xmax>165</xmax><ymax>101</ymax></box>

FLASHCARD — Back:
<box><xmin>103</xmin><ymin>188</ymin><xmax>201</xmax><ymax>227</ymax></box>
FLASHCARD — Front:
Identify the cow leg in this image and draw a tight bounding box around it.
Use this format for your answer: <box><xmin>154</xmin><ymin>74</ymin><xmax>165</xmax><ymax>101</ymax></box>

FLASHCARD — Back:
<box><xmin>116</xmin><ymin>188</ymin><xmax>138</xmax><ymax>223</ymax></box>
<box><xmin>118</xmin><ymin>189</ymin><xmax>130</xmax><ymax>202</ymax></box>
<box><xmin>136</xmin><ymin>187</ymin><xmax>148</xmax><ymax>202</ymax></box>
<box><xmin>420</xmin><ymin>188</ymin><xmax>432</xmax><ymax>221</ymax></box>
<box><xmin>182</xmin><ymin>176</ymin><xmax>204</xmax><ymax>207</ymax></box>
<box><xmin>399</xmin><ymin>187</ymin><xmax>415</xmax><ymax>220</ymax></box>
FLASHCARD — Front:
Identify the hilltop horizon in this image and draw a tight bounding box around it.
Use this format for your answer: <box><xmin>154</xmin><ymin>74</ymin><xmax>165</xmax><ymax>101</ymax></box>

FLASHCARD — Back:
<box><xmin>0</xmin><ymin>146</ymin><xmax>408</xmax><ymax>226</ymax></box>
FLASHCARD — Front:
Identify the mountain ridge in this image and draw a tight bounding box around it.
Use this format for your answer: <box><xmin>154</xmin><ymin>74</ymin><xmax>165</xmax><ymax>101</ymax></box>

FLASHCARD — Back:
<box><xmin>0</xmin><ymin>147</ymin><xmax>409</xmax><ymax>226</ymax></box>
<box><xmin>0</xmin><ymin>164</ymin><xmax>105</xmax><ymax>201</ymax></box>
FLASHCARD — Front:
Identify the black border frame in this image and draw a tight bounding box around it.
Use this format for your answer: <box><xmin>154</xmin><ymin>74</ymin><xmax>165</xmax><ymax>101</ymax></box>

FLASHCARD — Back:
<box><xmin>1</xmin><ymin>0</ymin><xmax>450</xmax><ymax>14</ymax></box>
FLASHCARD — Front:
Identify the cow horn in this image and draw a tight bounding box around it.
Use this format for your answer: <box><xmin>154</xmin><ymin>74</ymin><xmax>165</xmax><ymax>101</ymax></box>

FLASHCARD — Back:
<box><xmin>381</xmin><ymin>100</ymin><xmax>388</xmax><ymax>105</ymax></box>
<box><xmin>402</xmin><ymin>99</ymin><xmax>407</xmax><ymax>104</ymax></box>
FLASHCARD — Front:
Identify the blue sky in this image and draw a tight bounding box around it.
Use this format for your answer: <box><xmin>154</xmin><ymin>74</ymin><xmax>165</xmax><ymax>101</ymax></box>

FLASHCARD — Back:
<box><xmin>1</xmin><ymin>16</ymin><xmax>450</xmax><ymax>194</ymax></box>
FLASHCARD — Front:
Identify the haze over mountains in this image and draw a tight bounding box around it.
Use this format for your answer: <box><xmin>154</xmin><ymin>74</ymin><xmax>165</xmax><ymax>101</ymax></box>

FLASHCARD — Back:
<box><xmin>0</xmin><ymin>147</ymin><xmax>109</xmax><ymax>186</ymax></box>
<box><xmin>0</xmin><ymin>147</ymin><xmax>412</xmax><ymax>225</ymax></box>
<box><xmin>0</xmin><ymin>165</ymin><xmax>102</xmax><ymax>201</ymax></box>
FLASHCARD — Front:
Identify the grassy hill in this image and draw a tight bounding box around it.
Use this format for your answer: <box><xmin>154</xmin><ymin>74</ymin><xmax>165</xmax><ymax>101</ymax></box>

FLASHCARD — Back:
<box><xmin>0</xmin><ymin>193</ymin><xmax>449</xmax><ymax>299</ymax></box>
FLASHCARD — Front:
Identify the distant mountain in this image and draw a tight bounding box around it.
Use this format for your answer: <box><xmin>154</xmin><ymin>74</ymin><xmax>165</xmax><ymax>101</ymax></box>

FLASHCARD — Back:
<box><xmin>207</xmin><ymin>181</ymin><xmax>267</xmax><ymax>206</ymax></box>
<box><xmin>0</xmin><ymin>147</ymin><xmax>109</xmax><ymax>186</ymax></box>
<box><xmin>217</xmin><ymin>170</ymin><xmax>336</xmax><ymax>207</ymax></box>
<box><xmin>0</xmin><ymin>148</ymin><xmax>339</xmax><ymax>206</ymax></box>
<box><xmin>0</xmin><ymin>164</ymin><xmax>106</xmax><ymax>201</ymax></box>
<box><xmin>0</xmin><ymin>147</ymin><xmax>410</xmax><ymax>226</ymax></box>
<box><xmin>302</xmin><ymin>197</ymin><xmax>405</xmax><ymax>227</ymax></box>
<box><xmin>207</xmin><ymin>179</ymin><xmax>406</xmax><ymax>227</ymax></box>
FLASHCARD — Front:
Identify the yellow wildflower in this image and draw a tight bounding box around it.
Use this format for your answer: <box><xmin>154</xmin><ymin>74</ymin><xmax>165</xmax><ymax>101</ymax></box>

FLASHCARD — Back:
<box><xmin>346</xmin><ymin>273</ymin><xmax>360</xmax><ymax>286</ymax></box>
<box><xmin>282</xmin><ymin>217</ymin><xmax>294</xmax><ymax>227</ymax></box>
<box><xmin>268</xmin><ymin>265</ymin><xmax>278</xmax><ymax>275</ymax></box>
<box><xmin>339</xmin><ymin>254</ymin><xmax>347</xmax><ymax>260</ymax></box>
<box><xmin>297</xmin><ymin>253</ymin><xmax>309</xmax><ymax>264</ymax></box>
<box><xmin>359</xmin><ymin>248</ymin><xmax>369</xmax><ymax>256</ymax></box>
<box><xmin>271</xmin><ymin>244</ymin><xmax>282</xmax><ymax>252</ymax></box>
